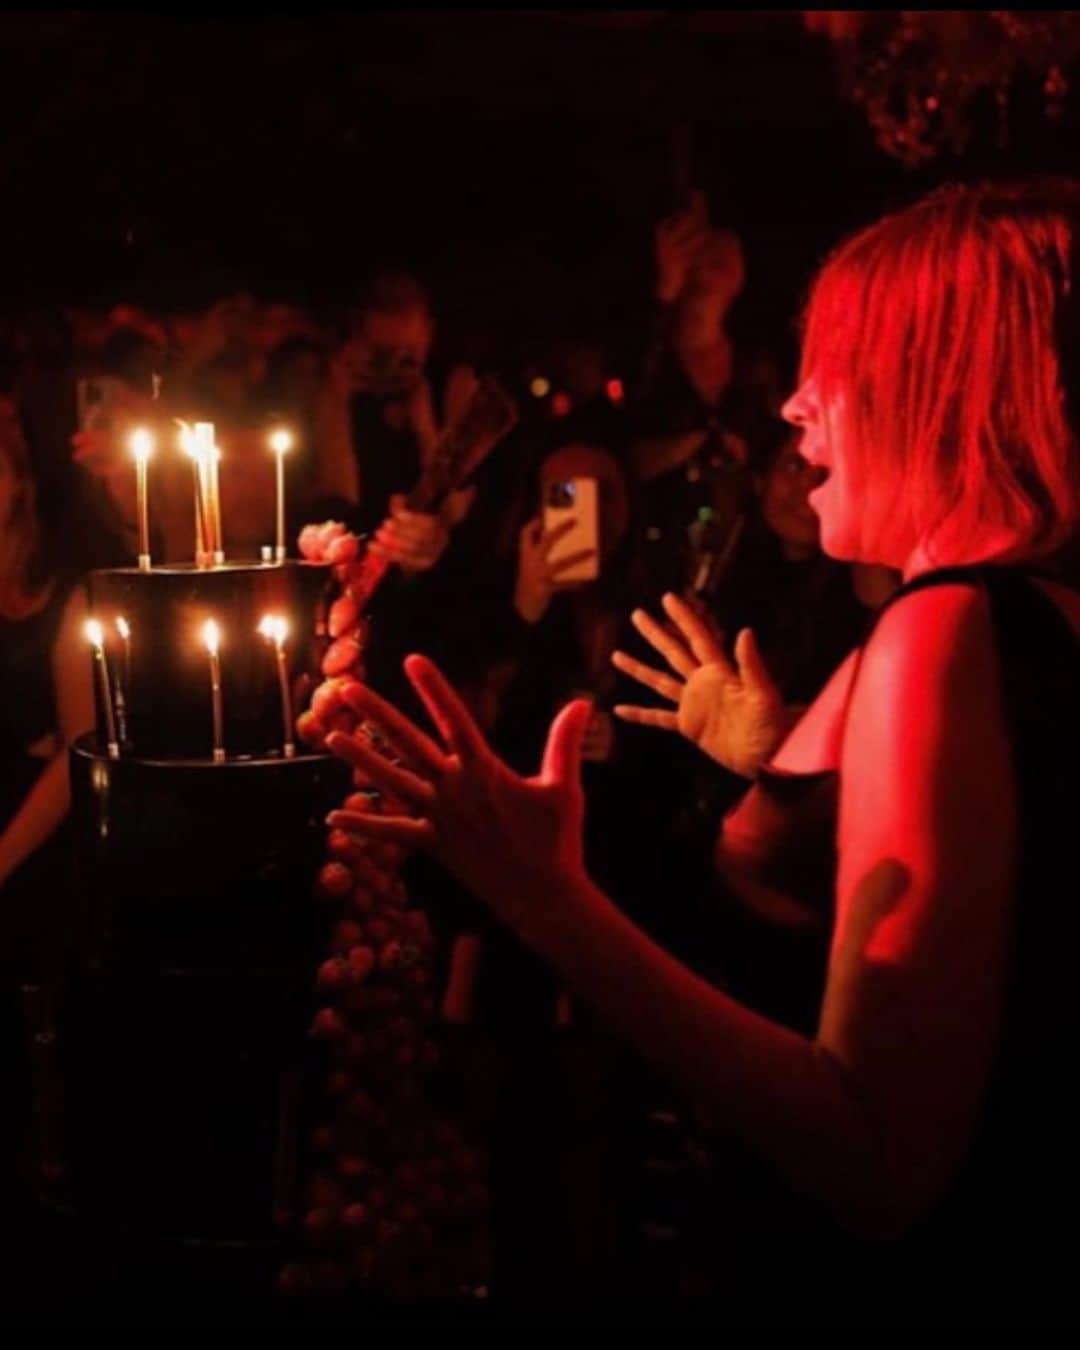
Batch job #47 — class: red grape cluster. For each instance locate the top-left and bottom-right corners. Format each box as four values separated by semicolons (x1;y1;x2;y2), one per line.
279;523;491;1299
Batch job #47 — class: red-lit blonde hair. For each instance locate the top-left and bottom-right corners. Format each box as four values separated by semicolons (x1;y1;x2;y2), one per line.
801;179;1080;563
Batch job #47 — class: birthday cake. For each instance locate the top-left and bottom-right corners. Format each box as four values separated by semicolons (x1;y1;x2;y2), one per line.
57;545;490;1299
53;383;515;1297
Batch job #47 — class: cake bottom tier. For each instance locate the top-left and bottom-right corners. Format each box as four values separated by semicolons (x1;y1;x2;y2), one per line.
51;738;351;1244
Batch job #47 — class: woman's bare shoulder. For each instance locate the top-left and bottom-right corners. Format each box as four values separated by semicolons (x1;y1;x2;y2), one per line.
768;647;862;776
769;576;1007;777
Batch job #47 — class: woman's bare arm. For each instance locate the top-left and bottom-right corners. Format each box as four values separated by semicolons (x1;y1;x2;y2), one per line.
0;586;94;888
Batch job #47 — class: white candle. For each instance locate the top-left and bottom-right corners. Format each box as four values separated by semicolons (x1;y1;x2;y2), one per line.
269;428;293;563
178;421;210;566
258;614;295;758
85;619;120;759
195;423;224;565
130;429;154;571
114;615;131;745
202;619;226;764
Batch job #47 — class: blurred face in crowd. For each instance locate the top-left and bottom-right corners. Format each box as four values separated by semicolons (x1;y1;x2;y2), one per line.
350;306;434;397
684;227;745;312
0;395;27;527
759;432;825;560
253;303;314;354
540;443;629;566
202;358;252;415
550;341;607;405
277;348;325;407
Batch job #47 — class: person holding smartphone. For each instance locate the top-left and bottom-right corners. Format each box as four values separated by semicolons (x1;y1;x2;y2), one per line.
311;269;480;573
419;440;637;1297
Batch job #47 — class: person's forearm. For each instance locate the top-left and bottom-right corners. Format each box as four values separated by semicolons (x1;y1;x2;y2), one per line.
0;753;70;890
634;297;677;406
517;869;884;1231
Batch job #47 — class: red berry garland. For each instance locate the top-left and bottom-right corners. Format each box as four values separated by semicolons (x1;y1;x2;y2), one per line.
281;522;491;1301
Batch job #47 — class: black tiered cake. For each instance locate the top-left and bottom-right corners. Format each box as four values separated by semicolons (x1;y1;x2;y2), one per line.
62;561;350;1248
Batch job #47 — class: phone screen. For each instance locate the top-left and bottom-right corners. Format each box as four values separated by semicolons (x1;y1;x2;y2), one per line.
543;477;599;584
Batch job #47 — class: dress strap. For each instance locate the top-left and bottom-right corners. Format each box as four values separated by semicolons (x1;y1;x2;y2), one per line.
833;563;1073;732
873;563;1063;618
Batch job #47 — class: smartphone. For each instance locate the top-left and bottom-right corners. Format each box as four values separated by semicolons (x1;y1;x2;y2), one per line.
76;376;125;435
543;477;599;584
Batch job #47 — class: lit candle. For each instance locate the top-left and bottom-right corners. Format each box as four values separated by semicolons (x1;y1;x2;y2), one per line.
85;619;120;760
258;614;295;758
130;429;154;571
114;615;131;745
178;421;210;567
201;619;226;764
195;423;224;565
269;428;293;563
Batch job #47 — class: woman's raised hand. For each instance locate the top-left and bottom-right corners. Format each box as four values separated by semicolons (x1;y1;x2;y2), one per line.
326;656;594;927
612;592;790;778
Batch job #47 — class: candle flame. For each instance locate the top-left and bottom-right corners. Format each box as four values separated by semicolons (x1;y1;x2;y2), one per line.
115;616;131;641
131;428;154;463
269;428;293;455
194;422;216;465
176;419;196;457
85;619;105;649
258;614;288;646
201;618;221;655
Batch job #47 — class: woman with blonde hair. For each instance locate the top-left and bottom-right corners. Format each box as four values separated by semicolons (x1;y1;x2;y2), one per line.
327;181;1080;1323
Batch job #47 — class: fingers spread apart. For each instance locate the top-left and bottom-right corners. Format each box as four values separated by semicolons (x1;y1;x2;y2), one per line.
404;654;487;762
327;732;435;810
611;649;683;703
630;608;698;680
340;681;446;775
612;705;679;731
327;809;436;849
660;592;728;668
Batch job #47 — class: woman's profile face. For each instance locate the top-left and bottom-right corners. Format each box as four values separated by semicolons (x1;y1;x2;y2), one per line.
781;376;866;562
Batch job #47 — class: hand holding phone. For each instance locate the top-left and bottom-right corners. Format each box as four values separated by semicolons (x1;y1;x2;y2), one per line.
542;477;599;585
514;491;599;625
655;190;710;304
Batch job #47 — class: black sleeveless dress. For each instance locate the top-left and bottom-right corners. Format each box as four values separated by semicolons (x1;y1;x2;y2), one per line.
703;565;1080;1326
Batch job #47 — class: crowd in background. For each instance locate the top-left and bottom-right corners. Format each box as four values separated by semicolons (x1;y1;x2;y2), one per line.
0;192;902;1297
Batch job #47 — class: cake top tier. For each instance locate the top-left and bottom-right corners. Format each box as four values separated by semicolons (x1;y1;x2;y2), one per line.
85;561;332;762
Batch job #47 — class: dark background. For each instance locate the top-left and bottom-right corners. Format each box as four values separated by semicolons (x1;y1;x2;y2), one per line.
4;11;1080;369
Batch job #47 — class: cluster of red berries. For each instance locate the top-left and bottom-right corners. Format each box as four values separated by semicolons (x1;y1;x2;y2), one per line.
278;523;491;1299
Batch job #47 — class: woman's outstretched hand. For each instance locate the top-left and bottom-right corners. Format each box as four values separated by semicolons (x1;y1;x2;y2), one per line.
612;592;791;778
326;656;594;930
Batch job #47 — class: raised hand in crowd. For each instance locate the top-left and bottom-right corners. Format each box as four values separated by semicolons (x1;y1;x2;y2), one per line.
654;188;711;304
371;492;457;575
513;516;598;625
611;591;797;778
